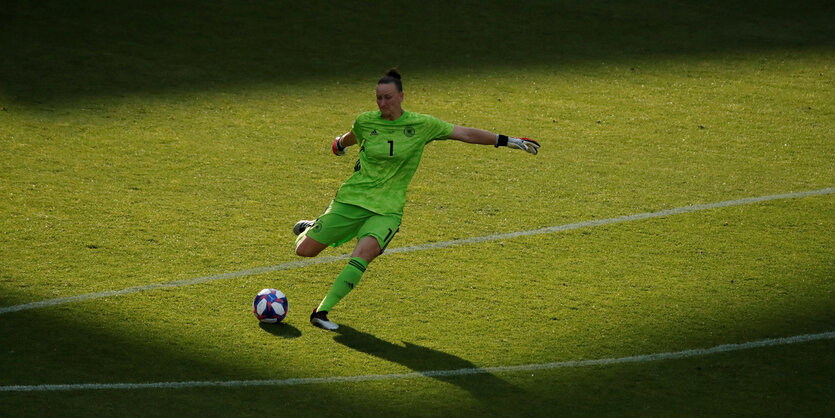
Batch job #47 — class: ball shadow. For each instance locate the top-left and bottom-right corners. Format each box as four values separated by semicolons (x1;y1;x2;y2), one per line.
258;321;302;339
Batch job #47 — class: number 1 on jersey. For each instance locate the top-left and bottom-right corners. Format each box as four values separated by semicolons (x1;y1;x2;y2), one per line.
388;140;394;156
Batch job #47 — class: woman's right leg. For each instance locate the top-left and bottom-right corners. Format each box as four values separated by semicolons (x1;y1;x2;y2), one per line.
295;235;328;257
293;200;354;258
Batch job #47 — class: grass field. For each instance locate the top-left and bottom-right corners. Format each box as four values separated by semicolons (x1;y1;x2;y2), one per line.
1;0;834;416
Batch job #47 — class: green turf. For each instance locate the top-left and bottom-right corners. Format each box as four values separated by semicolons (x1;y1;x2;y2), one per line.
1;0;834;416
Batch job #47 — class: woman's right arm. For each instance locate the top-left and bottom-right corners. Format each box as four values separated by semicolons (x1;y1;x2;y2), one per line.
332;131;357;155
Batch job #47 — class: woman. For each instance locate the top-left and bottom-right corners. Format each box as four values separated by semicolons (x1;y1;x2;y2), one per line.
294;69;539;330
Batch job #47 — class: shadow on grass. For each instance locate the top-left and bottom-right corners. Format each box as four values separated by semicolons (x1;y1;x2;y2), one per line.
2;0;833;105
333;325;522;402
0;282;832;415
259;321;302;339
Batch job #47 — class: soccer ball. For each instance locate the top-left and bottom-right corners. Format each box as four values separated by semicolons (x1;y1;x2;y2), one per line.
253;288;288;323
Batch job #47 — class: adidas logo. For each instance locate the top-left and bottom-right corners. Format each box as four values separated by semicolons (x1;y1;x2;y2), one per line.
370;129;378;136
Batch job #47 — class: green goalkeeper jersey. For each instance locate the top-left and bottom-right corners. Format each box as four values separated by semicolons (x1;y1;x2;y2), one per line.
334;110;454;216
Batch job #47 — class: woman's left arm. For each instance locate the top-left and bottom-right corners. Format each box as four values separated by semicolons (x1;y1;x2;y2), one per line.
449;125;540;155
449;126;498;145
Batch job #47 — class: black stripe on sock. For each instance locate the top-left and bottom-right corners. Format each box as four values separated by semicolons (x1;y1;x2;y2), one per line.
348;259;367;273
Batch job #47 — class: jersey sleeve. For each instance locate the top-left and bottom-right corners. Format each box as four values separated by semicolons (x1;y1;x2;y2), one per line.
423;114;454;143
351;116;363;143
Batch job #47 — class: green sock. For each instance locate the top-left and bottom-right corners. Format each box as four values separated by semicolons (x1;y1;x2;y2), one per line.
317;257;368;312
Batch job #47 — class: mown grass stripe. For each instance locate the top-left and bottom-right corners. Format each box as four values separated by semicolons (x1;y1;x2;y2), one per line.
0;187;832;315
1;331;832;392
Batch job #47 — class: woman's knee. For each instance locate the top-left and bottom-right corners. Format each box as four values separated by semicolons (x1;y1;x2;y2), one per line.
296;237;325;257
352;236;382;262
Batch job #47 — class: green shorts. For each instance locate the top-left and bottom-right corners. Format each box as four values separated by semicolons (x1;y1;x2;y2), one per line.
305;200;401;252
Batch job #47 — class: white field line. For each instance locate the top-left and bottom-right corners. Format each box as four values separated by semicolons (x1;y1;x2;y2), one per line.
1;187;832;316
1;331;832;392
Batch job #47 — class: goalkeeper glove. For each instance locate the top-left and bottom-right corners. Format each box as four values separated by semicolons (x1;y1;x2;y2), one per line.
332;136;346;156
495;135;540;155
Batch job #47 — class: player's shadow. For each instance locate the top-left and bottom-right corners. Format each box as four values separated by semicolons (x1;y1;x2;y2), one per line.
259;322;302;339
333;325;520;402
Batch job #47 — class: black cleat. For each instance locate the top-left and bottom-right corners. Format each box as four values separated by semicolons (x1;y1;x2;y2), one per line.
310;309;338;331
293;220;315;236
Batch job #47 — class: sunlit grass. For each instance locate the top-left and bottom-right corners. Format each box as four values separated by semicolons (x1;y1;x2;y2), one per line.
1;0;834;416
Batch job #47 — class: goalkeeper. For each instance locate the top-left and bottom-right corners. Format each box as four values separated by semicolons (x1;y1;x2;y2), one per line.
294;68;540;330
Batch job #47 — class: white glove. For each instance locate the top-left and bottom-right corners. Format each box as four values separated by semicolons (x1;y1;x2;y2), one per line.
332;136;346;156
497;135;540;155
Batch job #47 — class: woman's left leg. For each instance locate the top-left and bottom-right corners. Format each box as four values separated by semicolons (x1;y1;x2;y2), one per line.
311;214;400;330
315;236;380;314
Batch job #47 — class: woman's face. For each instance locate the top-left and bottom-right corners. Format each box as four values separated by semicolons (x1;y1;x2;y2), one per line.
376;82;404;119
